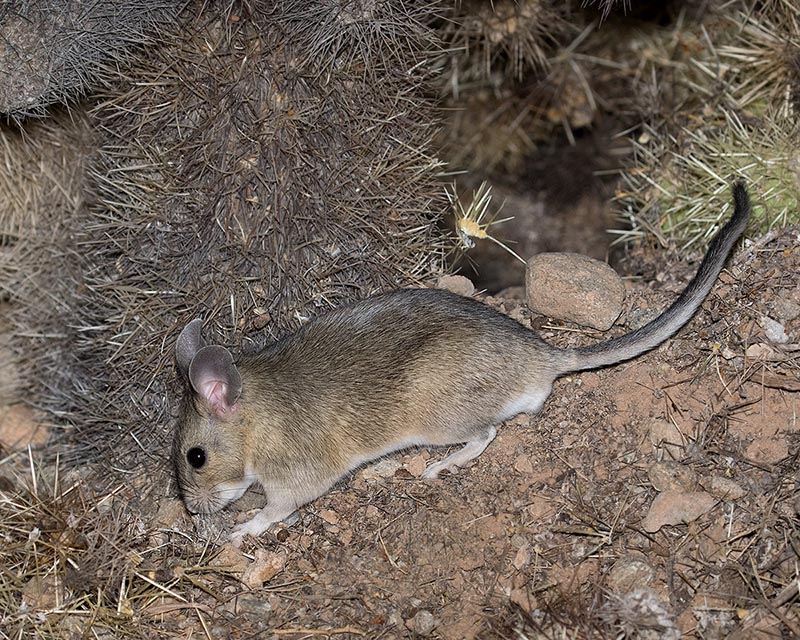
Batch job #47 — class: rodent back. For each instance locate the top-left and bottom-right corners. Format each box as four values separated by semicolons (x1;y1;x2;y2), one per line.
233;289;564;458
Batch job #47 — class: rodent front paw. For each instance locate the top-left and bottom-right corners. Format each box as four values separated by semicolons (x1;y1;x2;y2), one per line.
230;525;249;548
231;512;280;546
230;520;261;547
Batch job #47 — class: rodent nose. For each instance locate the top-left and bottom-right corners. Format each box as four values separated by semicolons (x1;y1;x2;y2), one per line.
183;496;206;515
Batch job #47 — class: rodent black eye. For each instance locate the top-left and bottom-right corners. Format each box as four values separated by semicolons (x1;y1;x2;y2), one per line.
187;447;206;469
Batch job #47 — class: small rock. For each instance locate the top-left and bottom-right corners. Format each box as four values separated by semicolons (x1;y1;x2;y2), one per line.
759;315;789;344
648;420;685;454
525;253;625;331
406;609;436;636
512;543;531;570
252;310;272;330
436;275;475;297
648;461;697;492
510;586;535;613
614;590;680;640
405;454;428;478
719;345;739;360
209;544;250;573
241;550;286;589
745;343;784;360
361;458;402;480
457;555;485;571
496;286;526;300
773;298;800;322
152;498;186;529
607;556;656;594
513;455;533;474
234;596;273;620
642;491;717;533
625;305;660;330
0;405;49;451
746;437;788;465
318;509;339;526
21;574;66;611
389;611;405;630
700;476;747;500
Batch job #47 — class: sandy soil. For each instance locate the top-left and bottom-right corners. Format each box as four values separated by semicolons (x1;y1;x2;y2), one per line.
1;226;798;639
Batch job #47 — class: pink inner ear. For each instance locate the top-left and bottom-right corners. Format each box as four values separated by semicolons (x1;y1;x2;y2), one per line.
200;379;232;416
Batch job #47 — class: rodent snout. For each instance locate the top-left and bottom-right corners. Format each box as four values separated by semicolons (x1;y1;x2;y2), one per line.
180;475;252;515
181;487;221;515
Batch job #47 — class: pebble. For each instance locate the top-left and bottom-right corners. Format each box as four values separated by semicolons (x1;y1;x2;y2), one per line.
0;405;49;451
361;458;402;480
647;420;685;453
647;461;697;492
232;596;272;621
512;543;531;570
759;315;789;344
642;491;717;533
525;253;624;330
513;455;533;474
436;275;475;297
241;550;286;589
607;555;656;594
613;590;680;640
746;437;788;464
318;509;339;525
406;609;436;636
773;298;800;321
458;555;485;571
700;476;747;500
745;343;784;360
209;545;250;573
152;498;186;529
405;454;428;477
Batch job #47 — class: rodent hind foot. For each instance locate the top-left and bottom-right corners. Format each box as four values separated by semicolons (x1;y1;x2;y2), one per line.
421;425;498;480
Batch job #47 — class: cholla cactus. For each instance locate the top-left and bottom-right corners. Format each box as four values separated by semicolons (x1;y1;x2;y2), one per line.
0;1;182;118
6;0;451;468
613;0;800;250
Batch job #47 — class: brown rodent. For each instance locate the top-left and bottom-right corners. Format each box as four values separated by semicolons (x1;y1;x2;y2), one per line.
174;182;751;547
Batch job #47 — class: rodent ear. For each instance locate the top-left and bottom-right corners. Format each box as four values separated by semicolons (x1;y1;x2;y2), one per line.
176;319;205;377
188;345;242;416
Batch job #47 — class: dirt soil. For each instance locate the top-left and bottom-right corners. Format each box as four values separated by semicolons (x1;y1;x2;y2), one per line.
1;226;799;639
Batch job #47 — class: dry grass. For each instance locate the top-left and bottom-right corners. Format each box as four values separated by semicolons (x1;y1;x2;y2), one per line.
0;447;245;639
